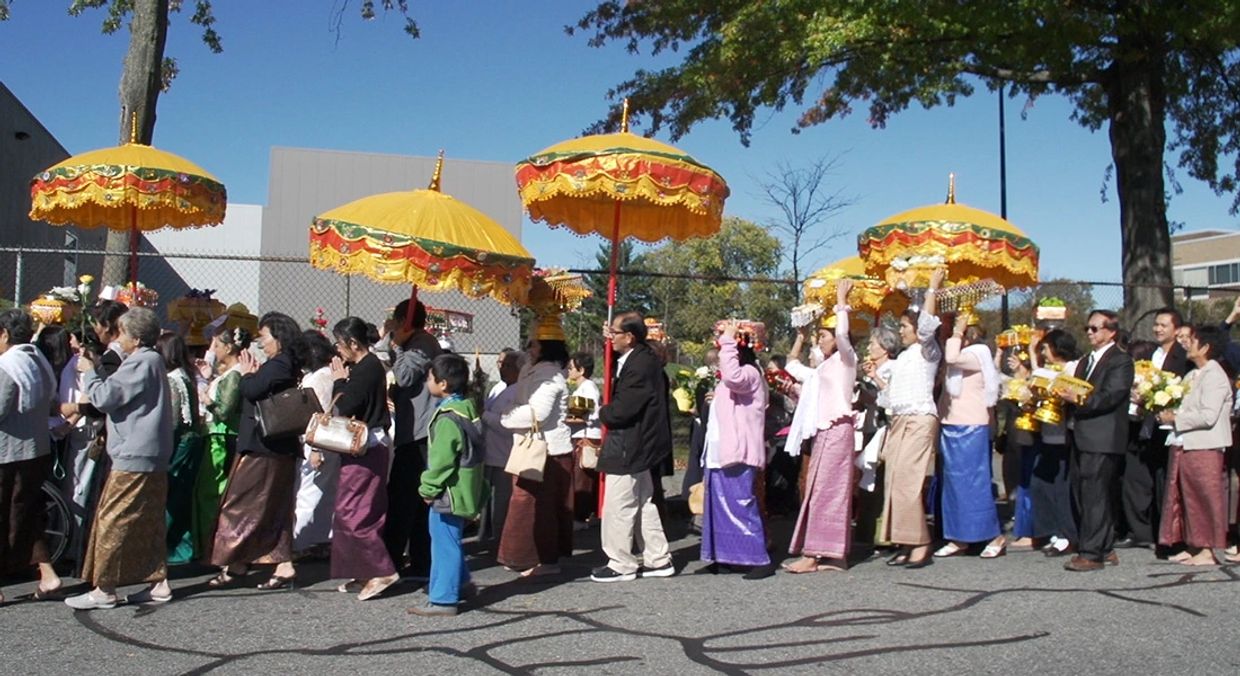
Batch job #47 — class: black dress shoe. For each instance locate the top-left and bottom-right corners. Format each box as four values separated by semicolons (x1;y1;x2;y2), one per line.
1114;537;1151;549
905;556;934;569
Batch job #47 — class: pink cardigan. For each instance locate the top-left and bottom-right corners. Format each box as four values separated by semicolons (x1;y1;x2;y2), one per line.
711;334;769;468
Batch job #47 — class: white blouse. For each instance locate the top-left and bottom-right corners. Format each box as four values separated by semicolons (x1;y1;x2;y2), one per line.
886;312;941;417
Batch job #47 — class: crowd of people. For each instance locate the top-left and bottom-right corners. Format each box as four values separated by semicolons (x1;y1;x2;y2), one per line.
1;277;1239;616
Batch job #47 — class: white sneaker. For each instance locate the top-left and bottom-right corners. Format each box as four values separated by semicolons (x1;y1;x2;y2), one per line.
65;591;117;610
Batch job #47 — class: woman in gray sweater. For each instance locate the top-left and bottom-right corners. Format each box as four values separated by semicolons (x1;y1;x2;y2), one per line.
65;307;174;610
0;309;61;604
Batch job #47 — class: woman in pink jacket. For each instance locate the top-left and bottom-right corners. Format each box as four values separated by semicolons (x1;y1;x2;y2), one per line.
699;320;770;574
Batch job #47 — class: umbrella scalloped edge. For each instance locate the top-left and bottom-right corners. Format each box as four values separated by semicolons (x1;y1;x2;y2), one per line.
29;164;227;230
309;226;533;306
857;220;1039;287
515;152;728;243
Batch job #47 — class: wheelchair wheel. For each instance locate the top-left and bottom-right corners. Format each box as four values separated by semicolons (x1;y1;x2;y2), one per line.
41;481;72;564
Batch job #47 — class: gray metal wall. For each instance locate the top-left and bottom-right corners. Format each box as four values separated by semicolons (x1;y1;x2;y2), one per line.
0;82;106;303
258;147;523;350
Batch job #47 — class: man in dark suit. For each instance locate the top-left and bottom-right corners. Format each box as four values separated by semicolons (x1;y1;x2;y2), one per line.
1065;309;1135;572
1118;307;1190;549
592;311;675;583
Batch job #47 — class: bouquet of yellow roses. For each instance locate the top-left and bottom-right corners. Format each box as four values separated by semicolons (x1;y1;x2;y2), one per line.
1133;360;1188;413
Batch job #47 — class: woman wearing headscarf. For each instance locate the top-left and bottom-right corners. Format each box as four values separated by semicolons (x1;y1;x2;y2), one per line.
65;307;174;609
315;318;399;600
209;312;306;590
0;310;61;604
1157;324;1232;565
699;319;770;575
783;281;856;573
157;332;205;566
497;314;574;577
191;324;249;558
933;312;1006;559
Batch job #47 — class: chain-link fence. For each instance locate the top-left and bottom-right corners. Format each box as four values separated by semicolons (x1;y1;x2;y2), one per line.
4;245;1237;363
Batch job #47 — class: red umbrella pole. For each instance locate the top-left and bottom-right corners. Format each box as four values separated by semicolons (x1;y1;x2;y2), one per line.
599;200;622;515
403;284;420;331
128;206;140;286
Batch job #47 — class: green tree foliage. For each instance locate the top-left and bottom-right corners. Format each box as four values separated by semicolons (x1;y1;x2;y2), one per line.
569;2;1240;336
643;216;796;363
561;240;654;355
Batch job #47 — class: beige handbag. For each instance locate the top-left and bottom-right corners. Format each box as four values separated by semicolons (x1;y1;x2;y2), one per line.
578;438;599;470
304;393;368;457
504;409;547;481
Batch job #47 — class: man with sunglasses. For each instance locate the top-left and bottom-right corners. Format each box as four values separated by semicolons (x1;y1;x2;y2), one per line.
1063;310;1134;571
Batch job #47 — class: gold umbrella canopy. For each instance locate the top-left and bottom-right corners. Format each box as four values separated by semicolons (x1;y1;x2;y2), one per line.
802;255;897;314
29;120;227;285
514;102;730;243
309;152;535;306
857;177;1039;289
30;122;226;232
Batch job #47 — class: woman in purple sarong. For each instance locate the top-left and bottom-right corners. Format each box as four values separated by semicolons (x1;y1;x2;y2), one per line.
314;317;399;601
782;280;858;574
699;319;770;575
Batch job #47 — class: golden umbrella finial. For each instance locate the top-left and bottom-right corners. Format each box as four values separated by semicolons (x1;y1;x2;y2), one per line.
428;149;445;192
946;172;956;204
621;98;630;133
128;111;139;144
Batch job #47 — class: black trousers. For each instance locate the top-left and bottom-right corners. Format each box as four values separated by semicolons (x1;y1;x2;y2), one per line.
383;439;431;576
1072;450;1123;562
1120;440;1168;544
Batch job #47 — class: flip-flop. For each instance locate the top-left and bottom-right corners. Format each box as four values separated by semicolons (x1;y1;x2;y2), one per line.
980;542;1007;559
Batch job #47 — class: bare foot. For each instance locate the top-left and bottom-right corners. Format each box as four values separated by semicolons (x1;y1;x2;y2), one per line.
781;556;820;574
1168;551;1191;562
1181;551;1219;566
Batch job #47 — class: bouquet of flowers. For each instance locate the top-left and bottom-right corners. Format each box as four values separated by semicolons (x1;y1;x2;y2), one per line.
309;307;329;334
1133;360;1188;412
669;365;719;415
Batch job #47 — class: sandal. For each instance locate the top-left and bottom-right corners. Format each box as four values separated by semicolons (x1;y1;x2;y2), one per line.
338;579;364;593
256;574;296;591
782;557;822;574
934;543;968;558
885;552;910;567
32;582;63;601
207;570;241;588
980;542;1007;559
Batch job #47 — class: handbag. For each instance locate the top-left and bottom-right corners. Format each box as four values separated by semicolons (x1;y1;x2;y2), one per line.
256;387;323;440
504;409;548;481
577;438;599;470
304;393;369;457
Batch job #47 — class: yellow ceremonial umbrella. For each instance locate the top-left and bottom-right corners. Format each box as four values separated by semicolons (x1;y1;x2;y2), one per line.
801;255;904;332
857;175;1039;290
29;116;227;286
516;100;730;397
310;152;535;319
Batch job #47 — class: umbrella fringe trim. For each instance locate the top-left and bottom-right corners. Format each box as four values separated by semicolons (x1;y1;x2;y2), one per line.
308;241;531;306
30;165;226;229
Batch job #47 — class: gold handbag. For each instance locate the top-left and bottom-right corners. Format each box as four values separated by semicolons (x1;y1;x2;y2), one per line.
304;393;368;457
504;408;547;481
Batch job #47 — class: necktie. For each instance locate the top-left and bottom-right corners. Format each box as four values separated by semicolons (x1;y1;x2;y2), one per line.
1085;353;1095;377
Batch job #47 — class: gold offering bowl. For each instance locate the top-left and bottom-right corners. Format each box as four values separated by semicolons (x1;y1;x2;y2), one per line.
1028;374;1063;426
30;295;77;326
1051;375;1094;406
567;395;595;418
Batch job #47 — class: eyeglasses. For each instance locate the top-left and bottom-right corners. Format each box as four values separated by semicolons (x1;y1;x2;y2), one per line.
1086;325;1107;333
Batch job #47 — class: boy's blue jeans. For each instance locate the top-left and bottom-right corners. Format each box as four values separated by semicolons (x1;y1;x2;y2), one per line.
428;510;471;605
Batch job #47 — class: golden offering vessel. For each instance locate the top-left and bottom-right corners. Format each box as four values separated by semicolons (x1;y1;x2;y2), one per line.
1051;374;1094;405
29;294;77;326
567;395;596;418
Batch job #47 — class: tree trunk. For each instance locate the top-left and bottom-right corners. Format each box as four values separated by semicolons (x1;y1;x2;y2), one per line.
1106;45;1172;340
100;0;170;287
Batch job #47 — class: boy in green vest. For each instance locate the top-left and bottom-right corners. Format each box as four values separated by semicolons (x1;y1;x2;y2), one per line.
408;353;485;617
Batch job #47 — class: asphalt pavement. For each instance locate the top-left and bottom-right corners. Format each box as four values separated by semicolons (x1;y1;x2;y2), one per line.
2;484;1239;675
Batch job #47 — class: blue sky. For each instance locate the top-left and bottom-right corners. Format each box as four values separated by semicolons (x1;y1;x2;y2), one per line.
2;2;1236;282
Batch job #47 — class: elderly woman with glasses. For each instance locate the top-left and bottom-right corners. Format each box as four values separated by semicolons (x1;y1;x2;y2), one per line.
65;307;175;610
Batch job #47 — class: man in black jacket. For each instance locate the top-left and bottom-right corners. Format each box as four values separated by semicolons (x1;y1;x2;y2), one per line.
592;311;675;582
1118;307;1190;550
1065;309;1135;572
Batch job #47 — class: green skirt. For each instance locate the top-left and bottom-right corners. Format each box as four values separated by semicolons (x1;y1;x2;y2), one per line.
166;429;204;565
191;433;236;561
